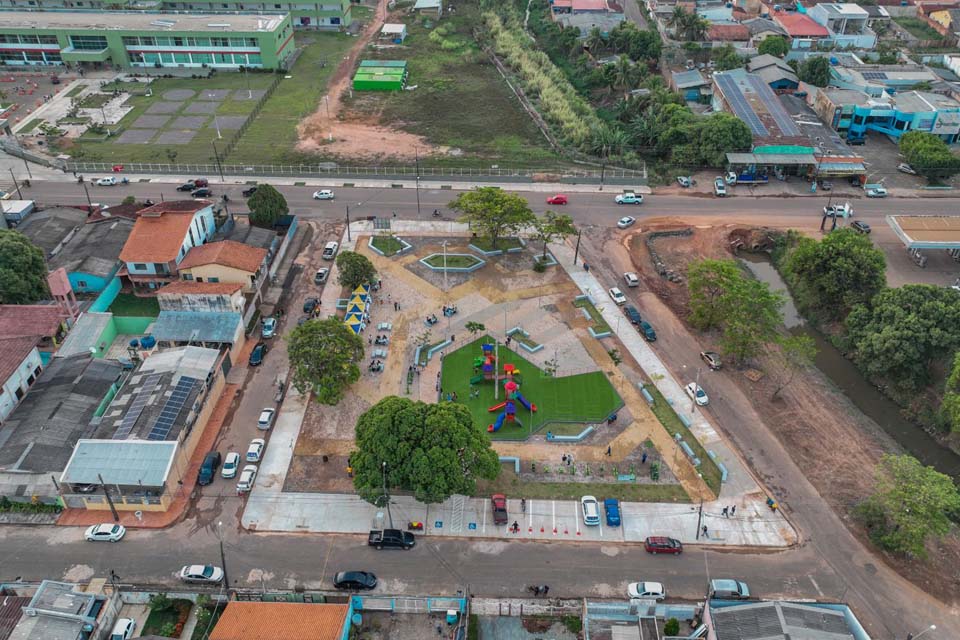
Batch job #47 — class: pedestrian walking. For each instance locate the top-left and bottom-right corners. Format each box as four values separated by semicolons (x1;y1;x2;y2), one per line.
721;506;729;518
606;446;612;457
451;334;455;343
730;505;736;516
566;455;573;466
561;454;567;464
437;372;441;379
641;451;648;464
702;525;708;538
542;585;549;596
388;294;392;302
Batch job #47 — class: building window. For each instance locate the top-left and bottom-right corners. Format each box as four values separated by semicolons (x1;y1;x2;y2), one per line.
189;227;196;245
133;263;147;271
200;216;207;233
68;35;108;50
183;273;194;280
26;374;34;386
76;280;87;288
33;365;41;376
14;387;24;400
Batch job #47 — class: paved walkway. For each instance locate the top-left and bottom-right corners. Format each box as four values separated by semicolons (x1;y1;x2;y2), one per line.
241;221;796;547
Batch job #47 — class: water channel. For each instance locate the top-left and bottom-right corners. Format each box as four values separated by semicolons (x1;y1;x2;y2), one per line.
739;252;960;479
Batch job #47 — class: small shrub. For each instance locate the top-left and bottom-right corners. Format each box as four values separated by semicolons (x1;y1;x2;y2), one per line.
664;618;680;636
159;622;176;637
149;593;173;612
562;615;583;634
533;259;547;273
650;462;660;481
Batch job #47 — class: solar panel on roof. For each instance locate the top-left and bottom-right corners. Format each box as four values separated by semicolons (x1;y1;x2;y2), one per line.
747;75;801;136
861;71;888;81
113;373;162;439
146;376;199;441
716;74;768;136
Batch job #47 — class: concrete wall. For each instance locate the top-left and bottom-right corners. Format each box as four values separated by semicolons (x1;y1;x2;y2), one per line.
89;276;121;313
181;264;257;292
69;270;114;294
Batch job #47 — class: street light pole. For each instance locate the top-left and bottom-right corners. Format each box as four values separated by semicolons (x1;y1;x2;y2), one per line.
217;521;230;592
381;462;394;529
211;140;225;182
9;168;21;200
82;182;92;211
573;228;582;265
415;146;422;218
346;204;352;242
907;625;937;640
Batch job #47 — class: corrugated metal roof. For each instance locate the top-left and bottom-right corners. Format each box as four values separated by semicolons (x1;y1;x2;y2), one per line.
672;69;708;89
60;439;177;487
149;311;242;344
57;312;114;358
727;153;817;165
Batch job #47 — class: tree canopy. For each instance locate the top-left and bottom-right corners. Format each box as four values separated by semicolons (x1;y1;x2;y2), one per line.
449;187;536;249
940;351;960;432
899;130;960;180
856;454;960;558
0;230;48;304
781;228;886;321
798;56;830;87
532;211;576;257
846;284;960;392
287;317;365;405
335;251;377;291
757;35;788;57
247;184;289;228
351;396;500;504
687;259;784;362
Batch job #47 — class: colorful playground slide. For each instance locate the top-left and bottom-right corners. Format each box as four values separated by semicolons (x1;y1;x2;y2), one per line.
490;412;507;432
514;392;537;413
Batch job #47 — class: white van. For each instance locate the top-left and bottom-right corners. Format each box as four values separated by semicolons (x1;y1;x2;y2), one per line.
322;241;339;260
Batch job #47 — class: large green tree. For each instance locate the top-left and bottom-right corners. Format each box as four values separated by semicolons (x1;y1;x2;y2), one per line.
287;317;365;405
449;187;536;249
532;211;576;258
687;259;784;362
856;454;960;558
351;396;500;504
0;230;48;304
697;113;752;167
757;35;788;57
899;130;960;180
847;284;960;392
771;334;818;399
940;350;960;432
798;56;831;87
782;229;886;321
247;184;289;228
335;251;377;291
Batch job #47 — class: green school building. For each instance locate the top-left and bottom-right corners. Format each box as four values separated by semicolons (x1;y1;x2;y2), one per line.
0;11;295;69
0;0;351;29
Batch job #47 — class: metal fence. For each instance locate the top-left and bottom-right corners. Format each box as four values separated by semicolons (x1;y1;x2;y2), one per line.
62;161;647;183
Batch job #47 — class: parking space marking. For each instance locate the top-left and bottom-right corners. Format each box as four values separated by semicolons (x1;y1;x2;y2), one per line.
527;500;533;532
575;501;581;536
481;498;486;535
808;576;824;597
552;500;557;535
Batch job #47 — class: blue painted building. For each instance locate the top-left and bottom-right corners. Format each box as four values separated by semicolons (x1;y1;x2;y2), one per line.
816;87;960;142
49;217;134;293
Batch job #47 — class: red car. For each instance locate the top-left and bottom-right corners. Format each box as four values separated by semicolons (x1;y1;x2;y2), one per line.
546;194;568;205
644;536;683;554
193;178;209;188
491;494;508;525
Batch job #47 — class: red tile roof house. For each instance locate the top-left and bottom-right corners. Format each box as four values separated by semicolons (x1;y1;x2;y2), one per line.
117;200;217;295
707;23;751;43
0;305;69;357
772;10;830;48
0;336;43;423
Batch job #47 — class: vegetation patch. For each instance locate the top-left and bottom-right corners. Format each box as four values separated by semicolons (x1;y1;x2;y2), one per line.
469;236;523;252
370;235;404;255
0;496;62;513
108;293;160;317
573;296;611;334
19;119;42;133
64;84;87;98
480;466;689;502
422;253;484;269
143;595;192;638
644;384;721;494
895;17;944;41
78;93;113;109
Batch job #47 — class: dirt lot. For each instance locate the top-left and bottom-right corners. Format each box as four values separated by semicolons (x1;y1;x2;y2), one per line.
588;220;960;604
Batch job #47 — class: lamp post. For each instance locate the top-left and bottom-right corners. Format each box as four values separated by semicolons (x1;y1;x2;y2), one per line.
381;462;393;529
217;521;230;592
211;139;225;182
415;146;422;217
907;625;937;640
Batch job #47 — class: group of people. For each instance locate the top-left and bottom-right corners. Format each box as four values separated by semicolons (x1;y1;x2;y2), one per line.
425;314;440;326
442;304;458;317
368;360;383;372
527;585;551;597
372;335;390;346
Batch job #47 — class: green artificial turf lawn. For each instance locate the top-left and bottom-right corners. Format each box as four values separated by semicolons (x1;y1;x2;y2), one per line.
440;336;621;439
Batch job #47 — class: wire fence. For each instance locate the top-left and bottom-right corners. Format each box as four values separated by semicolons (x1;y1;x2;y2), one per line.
61;161;648;183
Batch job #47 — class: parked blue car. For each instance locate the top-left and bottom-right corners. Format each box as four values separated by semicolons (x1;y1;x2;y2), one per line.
604;498;621;527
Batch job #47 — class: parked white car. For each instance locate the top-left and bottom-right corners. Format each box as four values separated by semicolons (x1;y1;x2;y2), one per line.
109;617;136;640
623;272;640;287
866;186;888;198
257;408;276;430
237;465;258;493
85;523;126;542
627;581;666;600
96;177;118;186
221;452;240;479
312;189;335;200
608;287;627;306
246;438;265;463
179;564;224;584
685;382;709;406
581;496;601;526
713;177;727;197
614;193;643;205
617;216;636;229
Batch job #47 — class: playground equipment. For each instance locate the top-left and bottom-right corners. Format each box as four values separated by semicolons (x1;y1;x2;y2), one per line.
476;345;537;432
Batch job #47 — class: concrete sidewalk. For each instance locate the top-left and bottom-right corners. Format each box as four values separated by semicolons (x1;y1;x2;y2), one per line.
240;221;795;547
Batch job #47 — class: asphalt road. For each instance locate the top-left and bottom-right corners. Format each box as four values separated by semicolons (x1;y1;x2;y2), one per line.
4;180;957;638
25;180;960;227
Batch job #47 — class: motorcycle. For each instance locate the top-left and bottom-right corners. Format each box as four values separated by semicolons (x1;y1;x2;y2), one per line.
407;521;424;531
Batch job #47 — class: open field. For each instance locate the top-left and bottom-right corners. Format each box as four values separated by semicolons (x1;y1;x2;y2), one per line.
894;17;944;41
440;336;622;439
334;1;564;167
108;293;159;317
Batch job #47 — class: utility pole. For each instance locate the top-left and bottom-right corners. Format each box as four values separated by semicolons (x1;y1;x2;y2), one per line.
98;473;120;522
21;153;32;181
211;140;225;182
381;462;393;529
217;521;230;592
346;204;352;242
415;146;422;217
691;366;701;412
695;499;703;540
599;145;607;191
573;228;582;265
9;169;21;200
82;182;92;211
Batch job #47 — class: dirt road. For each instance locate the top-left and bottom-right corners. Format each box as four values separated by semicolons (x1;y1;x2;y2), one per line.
576;221;960;639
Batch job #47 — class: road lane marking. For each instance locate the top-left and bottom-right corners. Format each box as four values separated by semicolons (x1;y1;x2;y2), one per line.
552;500;556;535
808;576;824;597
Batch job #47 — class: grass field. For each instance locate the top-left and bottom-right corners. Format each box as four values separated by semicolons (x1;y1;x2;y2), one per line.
65;84;86;98
108;293;160;317
470;236;523;252
479;467;689;502
423;254;482;268
371;235;404;254
645;384;722;495
895;17;944;41
57;73;279;163
338;2;564;168
440;336;621;439
226;32;353;164
573;297;611;333
20;118;41;133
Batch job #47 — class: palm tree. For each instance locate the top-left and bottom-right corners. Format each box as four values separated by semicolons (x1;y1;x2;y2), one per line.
667;6;687;37
683;14;710;42
585;27;607;55
612;55;636;96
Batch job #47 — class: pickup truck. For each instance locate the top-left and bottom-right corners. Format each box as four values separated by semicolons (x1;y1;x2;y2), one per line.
368;529;416;550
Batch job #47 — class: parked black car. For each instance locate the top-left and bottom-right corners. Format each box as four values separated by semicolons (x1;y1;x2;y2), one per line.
851;221;871;234
176;182;196;192
249;342;267;366
333;571;377;591
192;188;213;198
639;321;657;342
623;305;641;325
197;451;222;486
303;298;320;313
242;186;258;198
